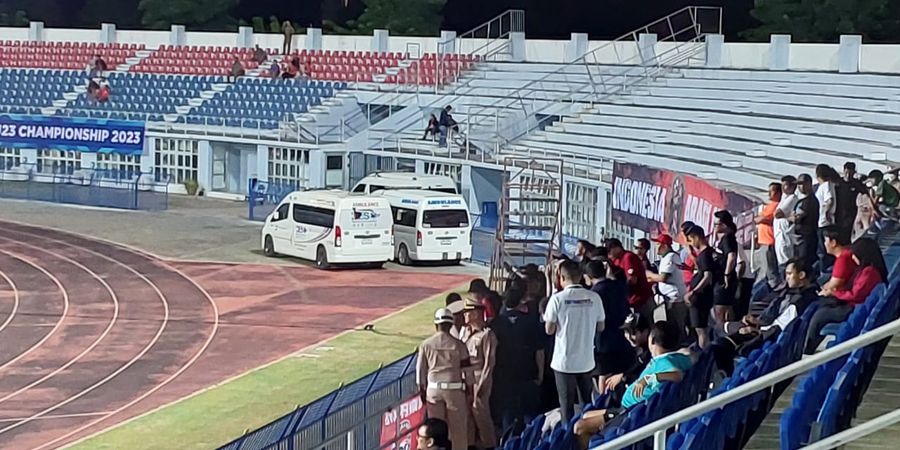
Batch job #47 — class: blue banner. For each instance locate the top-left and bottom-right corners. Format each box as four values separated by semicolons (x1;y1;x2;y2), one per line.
0;114;145;155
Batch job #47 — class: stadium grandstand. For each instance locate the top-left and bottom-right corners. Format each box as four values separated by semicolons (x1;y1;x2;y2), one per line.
0;3;900;450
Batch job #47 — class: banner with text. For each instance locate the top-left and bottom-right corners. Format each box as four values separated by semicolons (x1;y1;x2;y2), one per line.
612;161;758;244
379;395;426;450
0;114;145;155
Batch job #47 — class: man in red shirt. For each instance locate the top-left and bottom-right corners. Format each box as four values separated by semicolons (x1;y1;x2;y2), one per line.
607;238;653;321
819;226;858;296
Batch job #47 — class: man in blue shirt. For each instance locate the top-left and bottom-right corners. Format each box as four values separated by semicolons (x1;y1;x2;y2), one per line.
573;321;692;446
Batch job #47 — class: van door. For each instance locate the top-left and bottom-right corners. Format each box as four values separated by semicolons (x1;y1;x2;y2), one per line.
420;208;470;257
292;204;336;259
391;206;418;258
268;203;293;253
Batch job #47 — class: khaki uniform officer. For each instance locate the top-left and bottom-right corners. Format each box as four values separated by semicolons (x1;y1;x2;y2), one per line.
417;308;470;450
460;297;498;449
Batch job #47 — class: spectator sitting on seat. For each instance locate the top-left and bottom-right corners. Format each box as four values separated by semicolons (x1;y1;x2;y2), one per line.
712;258;819;376
804;237;887;354
866;169;899;219
422;114;440;140
818;226;858;295
229;56;245;82
87;78;101;101
96;79;110;103
573;321;692;449
253;44;268;65
88;54;107;78
418;418;452;450
269;60;281;79
439;106;459;147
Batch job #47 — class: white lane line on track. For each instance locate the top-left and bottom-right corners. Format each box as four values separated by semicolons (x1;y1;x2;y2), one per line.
45;251;219;450
0;250;69;373
0;227;175;449
0;270;20;335
0;238;120;407
0;411;115;423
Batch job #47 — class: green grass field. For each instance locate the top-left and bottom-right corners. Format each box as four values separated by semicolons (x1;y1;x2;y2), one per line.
68;288;459;450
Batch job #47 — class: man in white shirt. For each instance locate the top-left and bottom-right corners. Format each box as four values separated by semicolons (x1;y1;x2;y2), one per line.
646;234;688;341
544;259;606;423
774;175;800;277
815;164;838;270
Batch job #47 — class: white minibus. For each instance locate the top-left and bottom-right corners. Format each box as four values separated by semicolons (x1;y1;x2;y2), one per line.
374;189;472;265
261;190;394;269
352;173;457;194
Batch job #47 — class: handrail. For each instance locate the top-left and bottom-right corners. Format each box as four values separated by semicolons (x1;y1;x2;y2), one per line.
801;408;900;449
592;316;900;450
436;9;525;89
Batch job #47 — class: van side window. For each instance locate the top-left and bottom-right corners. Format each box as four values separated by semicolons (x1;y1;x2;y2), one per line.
369;185;386;192
293;204;336;228
391;206;418;227
273;203;290;222
353;184;367;193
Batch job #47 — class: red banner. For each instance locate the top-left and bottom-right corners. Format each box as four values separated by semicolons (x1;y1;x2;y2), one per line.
611;161;758;244
379;395;426;450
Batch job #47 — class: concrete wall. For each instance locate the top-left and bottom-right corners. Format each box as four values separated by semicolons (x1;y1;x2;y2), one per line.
5;23;900;74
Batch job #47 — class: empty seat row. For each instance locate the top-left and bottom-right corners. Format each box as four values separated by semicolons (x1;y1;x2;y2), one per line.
179;116;280;129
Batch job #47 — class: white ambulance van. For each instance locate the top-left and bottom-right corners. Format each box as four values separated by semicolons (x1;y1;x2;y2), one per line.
261;190;394;269
352;173;457;194
374;189;472;265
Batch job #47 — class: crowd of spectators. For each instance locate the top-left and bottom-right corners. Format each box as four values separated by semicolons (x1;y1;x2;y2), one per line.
416;161;894;450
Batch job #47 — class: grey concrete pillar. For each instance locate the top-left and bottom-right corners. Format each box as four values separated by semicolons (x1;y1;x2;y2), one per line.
28;22;44;42
509;31;526;62
306;28;322;51
100;23;116;44
638;33;658;66
372;29;389;53
705;33;724;68
769;34;791;70
838;35;862;73
169;25;186;46
237;26;253;48
439;30;457;54
568;33;588;62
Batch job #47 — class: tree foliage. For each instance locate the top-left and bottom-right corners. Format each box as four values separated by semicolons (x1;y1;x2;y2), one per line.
744;0;900;42
138;0;239;31
330;0;446;36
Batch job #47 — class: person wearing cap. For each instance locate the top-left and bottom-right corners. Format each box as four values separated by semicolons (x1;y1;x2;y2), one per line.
543;259;606;424
417;308;471;450
445;293;465;338
646;234;688;342
607;238;653;322
459;297;498;448
712;210;739;325
683;225;718;349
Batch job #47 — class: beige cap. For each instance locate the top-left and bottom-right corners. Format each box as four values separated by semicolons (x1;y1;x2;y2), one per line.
446;300;464;314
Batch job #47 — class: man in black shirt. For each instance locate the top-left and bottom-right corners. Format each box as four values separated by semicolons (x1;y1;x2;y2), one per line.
837;162;867;241
684;225;718;349
490;287;545;434
584;260;634;389
792;174;820;277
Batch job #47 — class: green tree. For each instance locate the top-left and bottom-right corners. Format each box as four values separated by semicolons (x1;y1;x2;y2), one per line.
268;16;282;33
251;16;267;33
80;0;141;28
138;0;239;31
351;0;446;36
743;0;900;42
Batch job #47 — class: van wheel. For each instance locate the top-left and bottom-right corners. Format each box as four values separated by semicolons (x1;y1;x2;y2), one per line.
263;235;276;257
397;244;411;266
316;246;330;269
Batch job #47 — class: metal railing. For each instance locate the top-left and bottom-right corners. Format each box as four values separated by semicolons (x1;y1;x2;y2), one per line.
592;316;900;450
456;5;721;156
435;9;526;89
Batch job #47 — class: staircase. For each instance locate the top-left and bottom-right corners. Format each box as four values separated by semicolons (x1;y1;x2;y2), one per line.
489;157;563;290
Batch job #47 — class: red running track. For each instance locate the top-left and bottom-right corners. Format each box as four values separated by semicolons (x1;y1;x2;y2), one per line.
0;220;470;449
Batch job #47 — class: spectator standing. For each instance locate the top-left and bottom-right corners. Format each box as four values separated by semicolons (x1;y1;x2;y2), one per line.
460;298;498;449
804;238;887;354
679;221;698;286
417;308;470;450
635;238;657;273
646;234;688;342
713;210;739;326
469;278;501;323
607;238;654;321
282;21;295;55
683;225;717;349
815;164;839;270
543;260;606;424
791;174;820;276
491;288;544;434
756;182;782;287
774;176;800;275
584;260;632;390
837;162;866;240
